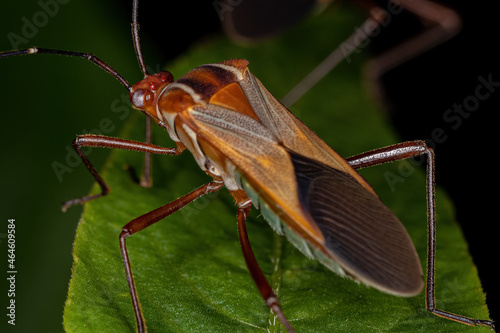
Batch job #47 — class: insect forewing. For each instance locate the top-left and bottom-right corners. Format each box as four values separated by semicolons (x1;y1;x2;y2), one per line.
162;59;423;296
290;150;424;295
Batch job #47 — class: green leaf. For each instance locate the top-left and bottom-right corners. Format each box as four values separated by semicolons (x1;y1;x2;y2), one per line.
64;4;492;332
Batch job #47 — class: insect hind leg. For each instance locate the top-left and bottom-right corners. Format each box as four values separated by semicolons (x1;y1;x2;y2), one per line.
345;140;494;330
231;190;296;333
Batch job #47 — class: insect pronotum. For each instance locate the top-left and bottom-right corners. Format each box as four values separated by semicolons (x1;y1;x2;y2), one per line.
0;0;494;332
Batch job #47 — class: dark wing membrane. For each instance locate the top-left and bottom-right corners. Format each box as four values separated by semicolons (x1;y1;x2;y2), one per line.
290;150;424;296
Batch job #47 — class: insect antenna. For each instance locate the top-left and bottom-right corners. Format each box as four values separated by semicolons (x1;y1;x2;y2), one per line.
131;0;148;77
0;48;131;90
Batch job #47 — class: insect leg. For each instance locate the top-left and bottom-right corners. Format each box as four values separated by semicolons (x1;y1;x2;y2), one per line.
345;140;429;169
281;9;386;107
130;0;154;189
366;0;461;80
62;134;185;211
120;179;224;333
346;140;494;329
140;117;153;188
231;190;296;333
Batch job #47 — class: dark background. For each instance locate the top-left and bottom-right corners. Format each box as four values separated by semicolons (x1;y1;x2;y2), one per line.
0;0;497;331
366;0;499;325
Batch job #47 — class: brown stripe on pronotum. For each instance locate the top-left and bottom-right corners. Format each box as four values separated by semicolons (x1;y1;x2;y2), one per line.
0;0;494;332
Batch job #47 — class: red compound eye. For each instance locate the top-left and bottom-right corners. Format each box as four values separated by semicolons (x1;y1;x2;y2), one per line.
158;71;174;83
149;83;157;91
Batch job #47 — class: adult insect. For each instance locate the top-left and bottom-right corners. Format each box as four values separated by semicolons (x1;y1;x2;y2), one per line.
0;0;492;332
